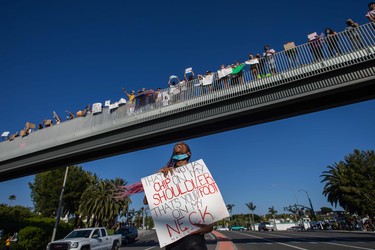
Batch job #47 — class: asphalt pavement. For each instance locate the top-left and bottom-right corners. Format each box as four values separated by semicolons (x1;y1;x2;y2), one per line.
120;229;375;250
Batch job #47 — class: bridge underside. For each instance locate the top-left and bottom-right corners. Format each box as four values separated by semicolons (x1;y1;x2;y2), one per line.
1;60;375;181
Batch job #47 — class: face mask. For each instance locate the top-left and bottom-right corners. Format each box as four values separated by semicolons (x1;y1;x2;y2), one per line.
172;154;189;161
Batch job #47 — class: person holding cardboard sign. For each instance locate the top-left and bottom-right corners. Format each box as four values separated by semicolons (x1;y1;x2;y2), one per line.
143;142;213;250
284;42;300;69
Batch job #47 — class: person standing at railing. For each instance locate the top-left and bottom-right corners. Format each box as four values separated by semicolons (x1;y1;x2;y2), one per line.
217;64;233;88
184;67;195;99
122;88;136;103
308;33;324;62
155;88;162;109
122;88;136;114
65;111;75;120
134;89;144;112
202;71;214;94
178;79;187;101
324;28;342;57
246;55;259;80
168;75;181;104
231;62;246;85
366;2;375;23
256;54;267;77
263;45;277;75
345;19;364;50
284;42;300;69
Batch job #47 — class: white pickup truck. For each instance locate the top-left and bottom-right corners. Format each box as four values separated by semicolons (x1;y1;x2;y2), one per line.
46;227;122;250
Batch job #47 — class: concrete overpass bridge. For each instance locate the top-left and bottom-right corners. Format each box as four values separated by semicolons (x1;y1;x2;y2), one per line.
1;23;375;181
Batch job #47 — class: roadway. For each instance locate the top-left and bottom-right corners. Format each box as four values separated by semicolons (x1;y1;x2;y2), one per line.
120;229;375;250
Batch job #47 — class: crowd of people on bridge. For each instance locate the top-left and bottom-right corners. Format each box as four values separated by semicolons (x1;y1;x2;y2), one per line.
2;3;374;142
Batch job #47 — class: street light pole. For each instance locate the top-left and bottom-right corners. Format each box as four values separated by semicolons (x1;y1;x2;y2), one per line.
299;190;316;221
142;206;147;230
51;166;69;242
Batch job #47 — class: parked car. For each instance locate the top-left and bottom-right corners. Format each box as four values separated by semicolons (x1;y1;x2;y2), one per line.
258;222;274;231
128;226;138;238
115;227;137;245
230;226;246;231
287;225;304;231
216;226;229;231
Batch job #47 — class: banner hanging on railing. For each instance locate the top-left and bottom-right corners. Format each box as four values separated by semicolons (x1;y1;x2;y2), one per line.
202;74;214;85
217;67;233;79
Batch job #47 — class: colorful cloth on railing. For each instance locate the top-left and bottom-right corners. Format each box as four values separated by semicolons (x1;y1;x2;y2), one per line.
232;63;245;75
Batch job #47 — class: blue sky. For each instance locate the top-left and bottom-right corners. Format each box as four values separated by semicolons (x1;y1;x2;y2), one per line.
0;0;374;216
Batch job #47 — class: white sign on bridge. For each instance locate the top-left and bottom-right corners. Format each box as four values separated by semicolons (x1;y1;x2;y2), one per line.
141;159;229;248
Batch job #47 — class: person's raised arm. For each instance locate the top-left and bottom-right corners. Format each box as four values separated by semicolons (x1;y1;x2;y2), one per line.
121;87;130;97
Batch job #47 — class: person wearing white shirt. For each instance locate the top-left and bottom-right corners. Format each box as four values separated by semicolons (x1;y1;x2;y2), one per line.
263;45;277;75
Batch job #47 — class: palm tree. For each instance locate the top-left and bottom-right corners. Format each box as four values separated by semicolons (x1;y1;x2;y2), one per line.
127;208;135;226
245;202;256;230
321;162;347;209
79;178;131;227
136;207;143;228
226;204;235;222
268;206;277;230
8;195;16;206
321;149;375;218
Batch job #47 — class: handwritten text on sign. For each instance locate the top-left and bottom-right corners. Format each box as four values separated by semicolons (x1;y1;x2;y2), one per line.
141;159;228;248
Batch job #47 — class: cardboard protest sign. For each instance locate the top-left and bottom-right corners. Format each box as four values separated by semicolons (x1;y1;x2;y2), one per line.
92;103;103;114
109;102;119;110
185;67;192;74
141;159;229;248
283;42;296;50
118;98;126;105
308;32;318;41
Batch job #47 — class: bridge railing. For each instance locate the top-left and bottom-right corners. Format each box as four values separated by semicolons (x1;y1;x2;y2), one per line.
1;23;375;149
129;22;375;113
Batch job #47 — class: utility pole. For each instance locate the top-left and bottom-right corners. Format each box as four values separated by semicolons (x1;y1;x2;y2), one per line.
51;166;69;242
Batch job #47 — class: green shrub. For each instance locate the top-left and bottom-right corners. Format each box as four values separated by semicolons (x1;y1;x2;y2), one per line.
18;226;48;250
0;204;34;234
25;217;72;240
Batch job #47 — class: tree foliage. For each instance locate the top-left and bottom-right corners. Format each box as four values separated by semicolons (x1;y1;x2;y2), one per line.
0;204;34;234
18;226;47;250
79;178;131;227
268;206;277;218
321;149;375;218
0;205;72;248
245;202;256;228
320;207;333;214
8;195;16;206
29;165;93;218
